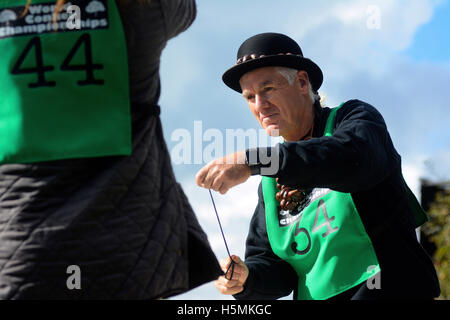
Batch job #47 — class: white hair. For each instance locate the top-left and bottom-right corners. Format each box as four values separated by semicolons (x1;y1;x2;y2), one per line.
276;67;320;104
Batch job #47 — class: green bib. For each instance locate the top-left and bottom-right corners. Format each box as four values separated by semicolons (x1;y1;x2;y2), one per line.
262;104;380;300
262;104;429;300
0;0;131;164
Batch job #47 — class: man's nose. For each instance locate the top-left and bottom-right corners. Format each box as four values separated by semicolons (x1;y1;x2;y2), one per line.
255;94;268;112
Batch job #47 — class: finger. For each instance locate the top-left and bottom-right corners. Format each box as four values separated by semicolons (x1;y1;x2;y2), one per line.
226;270;240;281
223;264;241;281
219;256;232;271
230;255;246;268
203;166;220;189
216;275;241;288
196;166;208;187
214;280;244;295
218;184;229;195
211;174;224;192
220;263;239;282
228;264;245;279
231;255;243;264
214;281;229;295
220;256;245;275
230;256;248;276
215;285;244;295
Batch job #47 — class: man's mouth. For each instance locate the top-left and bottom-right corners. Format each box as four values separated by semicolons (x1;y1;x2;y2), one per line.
261;113;278;122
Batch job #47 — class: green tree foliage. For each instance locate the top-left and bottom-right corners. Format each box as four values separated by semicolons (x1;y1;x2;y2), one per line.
422;190;450;300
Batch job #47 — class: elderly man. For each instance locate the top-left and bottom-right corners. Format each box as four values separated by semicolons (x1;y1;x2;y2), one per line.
196;33;440;300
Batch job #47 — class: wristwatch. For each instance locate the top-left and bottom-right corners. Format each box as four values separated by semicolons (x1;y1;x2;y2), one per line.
245;148;262;176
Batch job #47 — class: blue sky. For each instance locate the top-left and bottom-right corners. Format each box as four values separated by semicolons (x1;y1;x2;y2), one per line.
158;0;450;300
404;0;450;62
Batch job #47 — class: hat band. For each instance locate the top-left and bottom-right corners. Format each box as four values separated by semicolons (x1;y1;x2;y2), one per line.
236;52;303;65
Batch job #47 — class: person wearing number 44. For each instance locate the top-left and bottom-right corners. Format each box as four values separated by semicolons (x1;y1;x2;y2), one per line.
196;32;440;300
0;0;222;299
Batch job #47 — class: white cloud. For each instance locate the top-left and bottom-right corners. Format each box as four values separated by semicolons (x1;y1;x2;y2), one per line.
403;158;427;199
288;0;436;82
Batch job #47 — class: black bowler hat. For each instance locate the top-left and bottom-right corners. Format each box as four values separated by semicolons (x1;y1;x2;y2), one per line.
222;32;323;93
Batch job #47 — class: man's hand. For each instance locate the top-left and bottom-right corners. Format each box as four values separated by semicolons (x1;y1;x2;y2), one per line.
214;255;249;295
196;151;250;194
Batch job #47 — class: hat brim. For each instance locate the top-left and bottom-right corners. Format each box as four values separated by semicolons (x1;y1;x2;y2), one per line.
222;54;323;93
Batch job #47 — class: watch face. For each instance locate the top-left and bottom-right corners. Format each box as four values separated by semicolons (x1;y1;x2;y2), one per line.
250;165;261;176
246;148;260;166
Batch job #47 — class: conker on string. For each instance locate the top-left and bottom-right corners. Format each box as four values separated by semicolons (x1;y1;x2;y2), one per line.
275;178;307;211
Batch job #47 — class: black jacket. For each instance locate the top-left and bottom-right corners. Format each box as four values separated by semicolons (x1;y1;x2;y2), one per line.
0;0;221;299
234;99;440;300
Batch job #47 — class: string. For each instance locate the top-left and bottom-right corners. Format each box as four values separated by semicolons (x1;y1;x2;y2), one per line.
208;189;236;280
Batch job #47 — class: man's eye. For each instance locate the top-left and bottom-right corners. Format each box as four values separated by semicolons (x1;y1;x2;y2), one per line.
247;95;255;100
262;86;273;92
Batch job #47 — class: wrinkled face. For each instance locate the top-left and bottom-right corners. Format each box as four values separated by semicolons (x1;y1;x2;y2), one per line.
239;67;314;141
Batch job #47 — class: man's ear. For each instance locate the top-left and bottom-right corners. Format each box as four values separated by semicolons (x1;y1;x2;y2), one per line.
295;70;310;93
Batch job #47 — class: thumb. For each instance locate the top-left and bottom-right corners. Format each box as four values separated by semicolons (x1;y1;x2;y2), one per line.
231;255;244;265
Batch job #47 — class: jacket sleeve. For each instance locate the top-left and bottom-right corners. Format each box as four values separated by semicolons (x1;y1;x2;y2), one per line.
274;100;401;193
233;183;297;300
